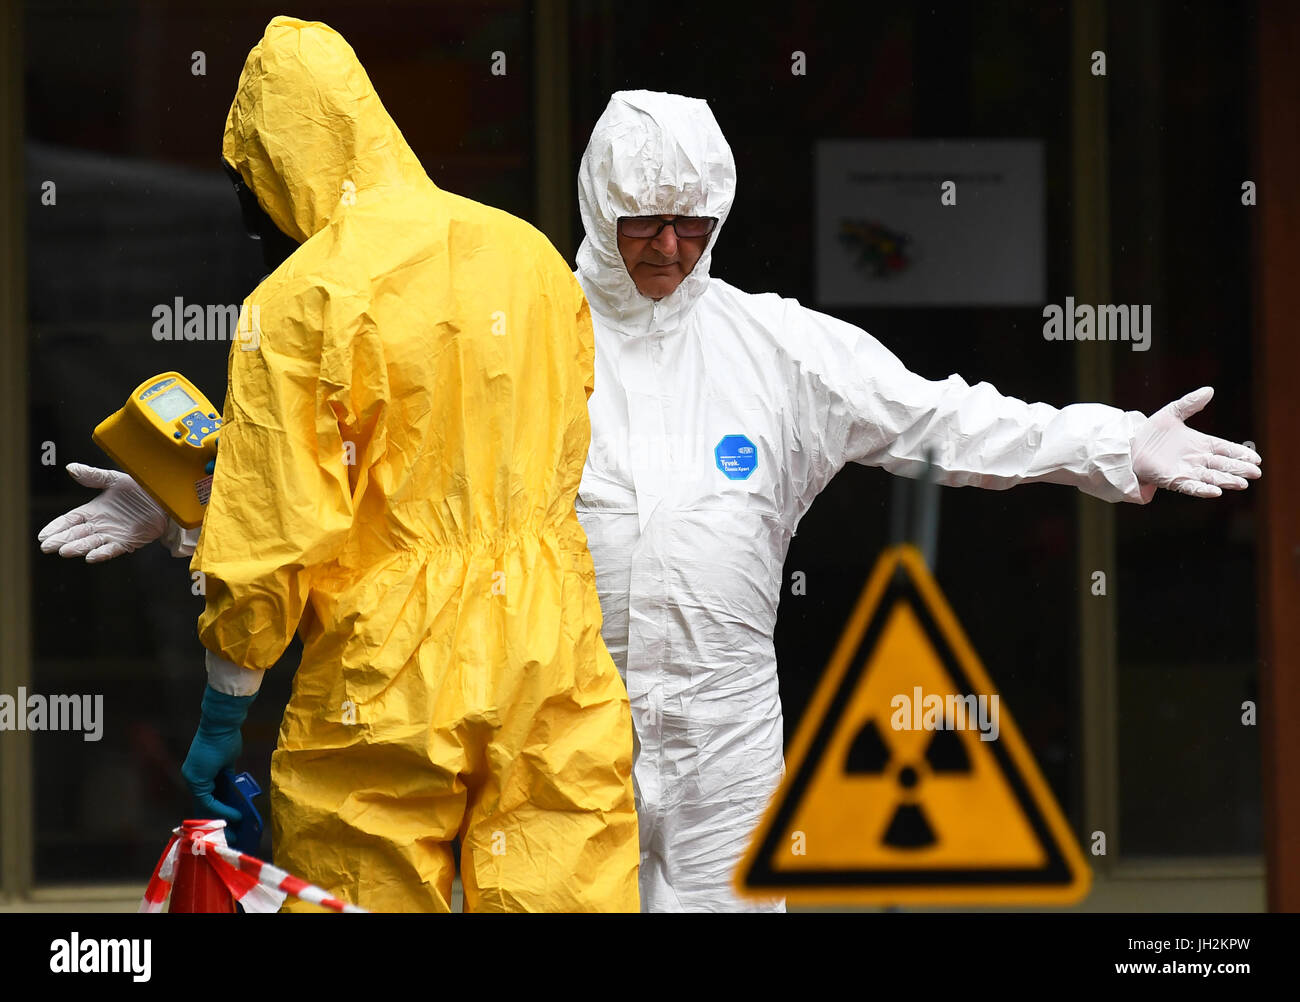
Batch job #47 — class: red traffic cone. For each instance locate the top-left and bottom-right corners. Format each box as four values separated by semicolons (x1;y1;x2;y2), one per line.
168;820;236;913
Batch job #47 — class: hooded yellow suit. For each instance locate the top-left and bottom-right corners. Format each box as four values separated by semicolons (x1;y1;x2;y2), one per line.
193;16;639;912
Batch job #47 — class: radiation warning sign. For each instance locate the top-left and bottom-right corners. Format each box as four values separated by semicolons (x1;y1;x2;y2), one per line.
736;544;1091;905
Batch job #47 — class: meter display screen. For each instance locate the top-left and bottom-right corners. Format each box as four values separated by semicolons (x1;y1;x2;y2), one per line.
146;386;197;423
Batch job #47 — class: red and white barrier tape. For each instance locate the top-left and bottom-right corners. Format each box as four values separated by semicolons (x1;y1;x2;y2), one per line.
140;820;367;914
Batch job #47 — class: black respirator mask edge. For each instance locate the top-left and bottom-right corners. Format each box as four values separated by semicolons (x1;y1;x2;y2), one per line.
222;157;300;272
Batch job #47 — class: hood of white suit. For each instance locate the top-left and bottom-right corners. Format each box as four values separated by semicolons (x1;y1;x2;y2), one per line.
576;90;737;336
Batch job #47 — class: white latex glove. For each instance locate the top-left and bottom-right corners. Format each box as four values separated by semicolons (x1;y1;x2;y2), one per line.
1131;387;1262;499
37;463;169;562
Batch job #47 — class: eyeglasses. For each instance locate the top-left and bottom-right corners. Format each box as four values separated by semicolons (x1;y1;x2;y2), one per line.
617;215;718;239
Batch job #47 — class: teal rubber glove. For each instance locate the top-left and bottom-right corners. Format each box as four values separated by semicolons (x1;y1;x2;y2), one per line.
181;684;257;826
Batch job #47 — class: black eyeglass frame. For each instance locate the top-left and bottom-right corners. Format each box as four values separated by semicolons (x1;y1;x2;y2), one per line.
616;215;719;239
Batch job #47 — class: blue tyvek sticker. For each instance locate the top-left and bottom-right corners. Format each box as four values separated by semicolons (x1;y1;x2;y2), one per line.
715;434;758;480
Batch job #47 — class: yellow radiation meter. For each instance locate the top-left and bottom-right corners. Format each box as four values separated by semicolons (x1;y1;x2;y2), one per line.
92;372;222;528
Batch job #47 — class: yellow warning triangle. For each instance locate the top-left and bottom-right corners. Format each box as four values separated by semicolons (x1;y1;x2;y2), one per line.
736;545;1091;905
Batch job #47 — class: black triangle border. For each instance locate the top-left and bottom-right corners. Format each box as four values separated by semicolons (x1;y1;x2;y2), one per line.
744;562;1078;889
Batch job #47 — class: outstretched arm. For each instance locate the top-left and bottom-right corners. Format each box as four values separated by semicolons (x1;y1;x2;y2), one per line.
783;299;1260;502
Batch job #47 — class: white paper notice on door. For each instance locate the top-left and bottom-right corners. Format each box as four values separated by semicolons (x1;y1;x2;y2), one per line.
815;140;1045;307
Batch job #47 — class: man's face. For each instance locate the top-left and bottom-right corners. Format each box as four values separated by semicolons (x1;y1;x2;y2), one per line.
617;215;714;301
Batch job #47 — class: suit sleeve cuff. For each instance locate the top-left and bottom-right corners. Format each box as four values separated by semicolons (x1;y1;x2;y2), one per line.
161;518;201;558
1093;408;1157;505
205;648;265;696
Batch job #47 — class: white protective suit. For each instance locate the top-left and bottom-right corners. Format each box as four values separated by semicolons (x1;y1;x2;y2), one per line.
573;90;1154;912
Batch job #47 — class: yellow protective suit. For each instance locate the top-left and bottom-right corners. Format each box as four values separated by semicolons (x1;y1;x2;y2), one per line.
193;16;639;912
